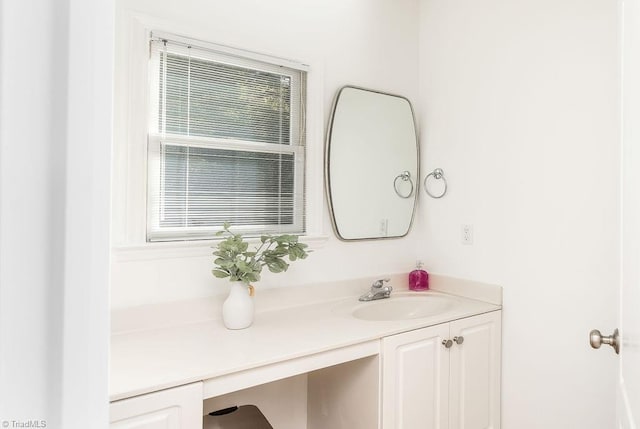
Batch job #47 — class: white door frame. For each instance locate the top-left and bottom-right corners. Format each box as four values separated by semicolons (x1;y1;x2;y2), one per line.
619;0;640;427
60;0;114;427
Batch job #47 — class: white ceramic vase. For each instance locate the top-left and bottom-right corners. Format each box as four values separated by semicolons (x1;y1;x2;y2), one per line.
222;282;254;329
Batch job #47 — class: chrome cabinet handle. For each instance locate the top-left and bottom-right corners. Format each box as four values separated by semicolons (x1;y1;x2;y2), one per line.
454;336;464;345
442;339;453;348
589;328;620;354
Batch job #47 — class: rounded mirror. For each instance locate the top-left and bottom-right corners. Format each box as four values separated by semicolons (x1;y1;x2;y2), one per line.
326;86;419;240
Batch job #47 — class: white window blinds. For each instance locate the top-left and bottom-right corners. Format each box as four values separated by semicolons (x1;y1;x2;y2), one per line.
147;35;307;242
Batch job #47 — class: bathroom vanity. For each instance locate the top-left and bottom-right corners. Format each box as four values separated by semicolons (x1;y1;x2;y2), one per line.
109;274;501;429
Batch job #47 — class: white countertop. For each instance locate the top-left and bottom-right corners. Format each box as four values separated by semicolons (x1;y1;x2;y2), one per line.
110;274;501;402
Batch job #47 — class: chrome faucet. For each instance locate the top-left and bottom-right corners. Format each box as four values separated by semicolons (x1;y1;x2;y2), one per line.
359;278;392;301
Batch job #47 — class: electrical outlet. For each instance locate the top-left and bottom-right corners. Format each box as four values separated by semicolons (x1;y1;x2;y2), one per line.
379;219;388;236
462;224;473;245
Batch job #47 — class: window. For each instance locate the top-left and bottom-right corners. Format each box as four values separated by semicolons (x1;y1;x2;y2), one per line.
147;34;307;242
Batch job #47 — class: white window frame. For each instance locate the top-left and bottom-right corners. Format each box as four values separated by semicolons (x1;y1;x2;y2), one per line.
111;15;326;259
146;33;307;241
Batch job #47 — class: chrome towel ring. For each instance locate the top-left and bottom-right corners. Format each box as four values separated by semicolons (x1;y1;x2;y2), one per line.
424;168;447;199
393;171;414;199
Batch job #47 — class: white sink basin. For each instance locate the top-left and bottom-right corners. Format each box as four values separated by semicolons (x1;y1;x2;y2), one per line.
336;293;457;321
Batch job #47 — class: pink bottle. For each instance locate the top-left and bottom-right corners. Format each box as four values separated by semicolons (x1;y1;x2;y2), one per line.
409;261;429;291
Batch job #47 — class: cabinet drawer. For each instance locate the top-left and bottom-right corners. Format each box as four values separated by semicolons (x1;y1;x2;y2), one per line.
110;382;203;429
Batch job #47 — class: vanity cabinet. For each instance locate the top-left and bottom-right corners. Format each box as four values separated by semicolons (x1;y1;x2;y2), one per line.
110;278;502;429
381;311;501;429
110;382;203;429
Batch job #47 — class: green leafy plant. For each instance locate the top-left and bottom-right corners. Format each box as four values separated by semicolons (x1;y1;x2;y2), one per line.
212;222;310;284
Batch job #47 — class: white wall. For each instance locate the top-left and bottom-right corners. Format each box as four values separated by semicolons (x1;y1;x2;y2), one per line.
111;0;422;308
418;0;620;427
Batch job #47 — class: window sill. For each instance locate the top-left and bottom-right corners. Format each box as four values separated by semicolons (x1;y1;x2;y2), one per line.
112;234;329;262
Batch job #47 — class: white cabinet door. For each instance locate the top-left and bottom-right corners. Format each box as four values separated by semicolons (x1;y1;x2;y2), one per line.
382;323;450;429
110;382;203;429
382;311;502;429
449;311;501;429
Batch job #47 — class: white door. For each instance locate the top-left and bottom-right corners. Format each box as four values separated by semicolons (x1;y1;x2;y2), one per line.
608;0;640;426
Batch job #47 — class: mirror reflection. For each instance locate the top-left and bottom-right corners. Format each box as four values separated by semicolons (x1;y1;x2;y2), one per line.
326;86;419;240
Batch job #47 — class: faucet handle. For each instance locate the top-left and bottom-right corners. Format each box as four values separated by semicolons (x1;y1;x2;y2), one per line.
372;278;391;288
